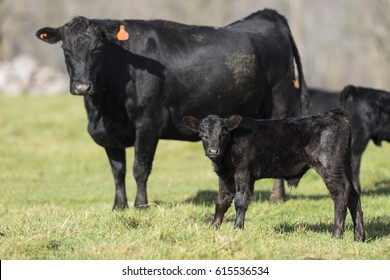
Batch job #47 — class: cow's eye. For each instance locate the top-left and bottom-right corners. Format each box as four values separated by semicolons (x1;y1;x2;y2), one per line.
200;134;208;140
61;46;71;57
91;48;102;56
219;131;228;139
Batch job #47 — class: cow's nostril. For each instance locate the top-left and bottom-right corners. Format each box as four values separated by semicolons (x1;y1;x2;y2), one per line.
208;148;219;155
74;83;92;95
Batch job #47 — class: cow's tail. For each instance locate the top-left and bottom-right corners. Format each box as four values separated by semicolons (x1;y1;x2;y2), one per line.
289;32;309;116
272;10;310;116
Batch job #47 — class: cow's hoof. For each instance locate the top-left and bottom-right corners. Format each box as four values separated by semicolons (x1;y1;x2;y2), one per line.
269;193;287;203
134;203;149;210
112;203;128;211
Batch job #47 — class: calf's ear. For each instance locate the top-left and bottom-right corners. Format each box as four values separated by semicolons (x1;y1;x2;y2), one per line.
226;115;242;131
183;116;200;133
36;27;61;44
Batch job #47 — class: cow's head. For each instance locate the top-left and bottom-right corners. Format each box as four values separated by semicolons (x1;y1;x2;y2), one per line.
183;115;242;160
36;17;119;96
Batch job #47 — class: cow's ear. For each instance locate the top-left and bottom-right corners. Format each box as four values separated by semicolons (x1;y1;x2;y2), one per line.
226;115;242;131
36;27;61;44
102;22;122;41
183;116;200;133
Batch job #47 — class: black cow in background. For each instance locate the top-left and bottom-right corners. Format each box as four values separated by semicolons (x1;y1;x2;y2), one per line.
309;86;390;191
36;9;308;209
308;88;340;114
340;85;390;191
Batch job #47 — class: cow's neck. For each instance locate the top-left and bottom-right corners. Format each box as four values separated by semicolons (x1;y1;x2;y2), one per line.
83;92;104;128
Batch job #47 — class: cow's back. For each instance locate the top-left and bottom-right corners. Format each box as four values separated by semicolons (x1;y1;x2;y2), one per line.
231;109;351;179
308;88;340;114
119;15;294;140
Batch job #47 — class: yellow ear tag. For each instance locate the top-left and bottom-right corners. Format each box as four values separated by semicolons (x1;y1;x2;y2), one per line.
294;79;300;89
117;25;129;41
40;33;48;39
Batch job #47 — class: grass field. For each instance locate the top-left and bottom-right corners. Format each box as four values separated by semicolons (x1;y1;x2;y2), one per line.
0;96;389;260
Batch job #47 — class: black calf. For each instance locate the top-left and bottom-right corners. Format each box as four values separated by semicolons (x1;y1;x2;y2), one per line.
184;108;365;241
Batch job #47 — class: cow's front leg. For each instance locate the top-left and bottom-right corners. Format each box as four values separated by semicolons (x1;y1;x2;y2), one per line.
105;147;128;210
351;136;369;192
234;170;253;229
212;177;235;228
133;129;159;208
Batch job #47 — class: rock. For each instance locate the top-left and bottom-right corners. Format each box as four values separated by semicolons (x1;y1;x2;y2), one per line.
0;54;68;96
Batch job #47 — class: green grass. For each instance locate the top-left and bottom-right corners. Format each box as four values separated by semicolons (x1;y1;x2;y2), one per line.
0;96;389;259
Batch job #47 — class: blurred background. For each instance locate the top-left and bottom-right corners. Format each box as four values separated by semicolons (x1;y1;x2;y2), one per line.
0;0;389;96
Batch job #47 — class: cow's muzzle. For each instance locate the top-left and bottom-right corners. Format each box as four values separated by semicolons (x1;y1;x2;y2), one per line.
72;82;93;96
206;148;221;159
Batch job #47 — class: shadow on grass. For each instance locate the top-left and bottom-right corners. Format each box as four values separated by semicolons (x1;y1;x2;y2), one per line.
364;180;390;196
274;215;390;241
185;190;271;206
185;179;390;206
186;189;335;205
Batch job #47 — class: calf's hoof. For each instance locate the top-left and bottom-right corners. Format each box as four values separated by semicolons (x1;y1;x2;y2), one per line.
354;232;366;242
234;222;244;230
331;230;343;240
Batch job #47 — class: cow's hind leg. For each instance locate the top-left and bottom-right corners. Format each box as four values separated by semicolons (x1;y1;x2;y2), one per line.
106;147;128;210
351;136;369;192
269;179;286;202
212;177;235;228
269;77;300;202
347;187;365;242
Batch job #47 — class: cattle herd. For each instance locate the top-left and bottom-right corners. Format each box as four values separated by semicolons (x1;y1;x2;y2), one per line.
35;8;390;242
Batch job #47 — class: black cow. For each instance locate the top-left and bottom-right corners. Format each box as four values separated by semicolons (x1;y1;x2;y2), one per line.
36;9;308;209
340;85;390;191
308;88;340;114
183;108;365;241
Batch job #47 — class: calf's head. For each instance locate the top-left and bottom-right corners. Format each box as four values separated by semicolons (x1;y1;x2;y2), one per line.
183;115;242;160
36;17;119;96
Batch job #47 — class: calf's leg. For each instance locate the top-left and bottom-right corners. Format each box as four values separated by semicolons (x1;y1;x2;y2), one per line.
321;176;349;239
106;147;128;210
347;187;365;242
233;170;253;229
212;177;235;228
331;191;348;239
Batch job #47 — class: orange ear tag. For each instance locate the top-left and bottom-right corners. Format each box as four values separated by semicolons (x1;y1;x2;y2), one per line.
117;25;129;41
293;79;300;89
40;33;48;39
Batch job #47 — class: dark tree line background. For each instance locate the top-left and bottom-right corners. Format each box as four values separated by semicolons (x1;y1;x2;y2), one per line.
1;0;389;93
